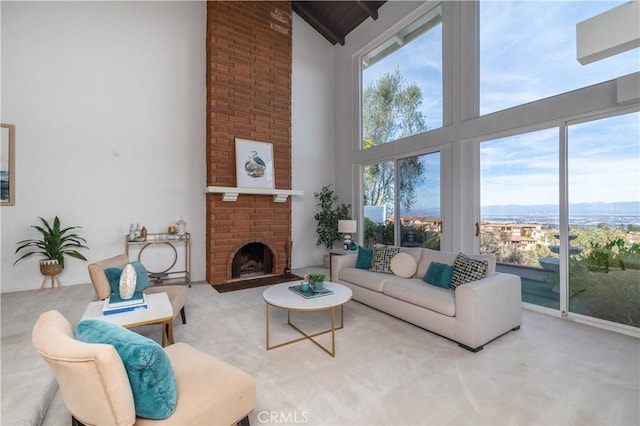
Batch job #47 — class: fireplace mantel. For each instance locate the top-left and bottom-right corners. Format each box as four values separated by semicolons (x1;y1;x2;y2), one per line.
206;186;304;203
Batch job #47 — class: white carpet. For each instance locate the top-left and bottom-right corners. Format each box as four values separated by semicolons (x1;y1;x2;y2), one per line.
3;281;638;425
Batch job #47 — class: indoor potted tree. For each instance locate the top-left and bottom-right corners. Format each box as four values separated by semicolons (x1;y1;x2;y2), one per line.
14;216;89;280
314;184;351;249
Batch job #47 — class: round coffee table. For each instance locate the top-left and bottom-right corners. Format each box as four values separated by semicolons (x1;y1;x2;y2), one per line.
263;281;352;357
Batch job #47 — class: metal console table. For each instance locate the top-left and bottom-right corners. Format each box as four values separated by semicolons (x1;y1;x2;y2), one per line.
125;233;191;286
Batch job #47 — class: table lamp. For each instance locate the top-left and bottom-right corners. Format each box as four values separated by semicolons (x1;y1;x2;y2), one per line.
338;220;357;250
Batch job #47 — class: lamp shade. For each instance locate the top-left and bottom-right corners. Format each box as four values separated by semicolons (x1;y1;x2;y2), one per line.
338;220;357;234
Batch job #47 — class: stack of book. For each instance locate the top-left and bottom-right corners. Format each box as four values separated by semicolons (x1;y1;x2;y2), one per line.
102;291;148;315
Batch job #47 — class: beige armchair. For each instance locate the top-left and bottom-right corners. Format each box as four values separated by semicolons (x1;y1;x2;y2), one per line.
88;254;187;324
32;310;255;426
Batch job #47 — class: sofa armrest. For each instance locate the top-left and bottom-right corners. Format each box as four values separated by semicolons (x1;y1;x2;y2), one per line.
454;272;522;350
331;253;357;281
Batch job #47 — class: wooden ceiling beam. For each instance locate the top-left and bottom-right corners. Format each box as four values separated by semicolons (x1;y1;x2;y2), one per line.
292;3;345;45
356;1;379;20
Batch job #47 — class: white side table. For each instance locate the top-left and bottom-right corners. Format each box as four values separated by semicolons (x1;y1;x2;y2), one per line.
81;292;174;347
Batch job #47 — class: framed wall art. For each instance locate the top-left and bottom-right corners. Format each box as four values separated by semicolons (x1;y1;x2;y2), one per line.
235;138;274;189
1;124;15;206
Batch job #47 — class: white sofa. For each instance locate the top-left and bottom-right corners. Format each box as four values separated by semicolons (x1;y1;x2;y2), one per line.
332;247;522;352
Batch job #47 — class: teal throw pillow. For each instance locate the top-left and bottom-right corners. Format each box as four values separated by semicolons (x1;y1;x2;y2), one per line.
423;261;454;289
105;262;150;295
105;266;125;294
130;261;150;290
355;246;373;269
76;320;177;420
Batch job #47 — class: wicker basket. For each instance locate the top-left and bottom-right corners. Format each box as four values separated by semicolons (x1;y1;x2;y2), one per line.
40;260;63;276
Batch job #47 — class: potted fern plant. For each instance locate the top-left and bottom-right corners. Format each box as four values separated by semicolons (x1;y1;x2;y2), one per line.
14;216;89;278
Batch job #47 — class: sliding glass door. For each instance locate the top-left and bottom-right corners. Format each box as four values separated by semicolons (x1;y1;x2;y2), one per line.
480;111;640;329
566;112;640;328
480;129;560;309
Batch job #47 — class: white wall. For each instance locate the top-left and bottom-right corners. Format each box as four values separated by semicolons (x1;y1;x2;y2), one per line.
291;14;336;268
1;1;207;292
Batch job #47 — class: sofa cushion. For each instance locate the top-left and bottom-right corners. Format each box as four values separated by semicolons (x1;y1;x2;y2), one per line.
370;246;400;274
424;261;454;288
339;268;397;293
389;253;417;278
450;253;488;290
355;246;373;269
382;277;456;317
76;320;177;419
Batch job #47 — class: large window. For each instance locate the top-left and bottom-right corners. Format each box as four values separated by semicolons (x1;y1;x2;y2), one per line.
480;1;640;115
363;161;395;247
480;112;640;328
352;1;639;334
480;129;560;309
399;152;441;250
361;4;443;148
363;153;442;250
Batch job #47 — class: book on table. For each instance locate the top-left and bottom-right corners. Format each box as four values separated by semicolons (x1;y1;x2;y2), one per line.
103;293;148;315
108;291;144;308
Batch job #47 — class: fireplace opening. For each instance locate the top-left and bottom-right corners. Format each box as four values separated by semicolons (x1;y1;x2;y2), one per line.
231;243;274;279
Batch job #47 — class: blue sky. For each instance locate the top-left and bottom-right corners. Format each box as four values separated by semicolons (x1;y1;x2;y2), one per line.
362;1;639;212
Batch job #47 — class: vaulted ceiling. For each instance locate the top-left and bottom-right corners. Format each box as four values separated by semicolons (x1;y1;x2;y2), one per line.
292;1;387;46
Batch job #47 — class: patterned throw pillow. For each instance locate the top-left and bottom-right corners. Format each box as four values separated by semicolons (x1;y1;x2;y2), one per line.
450;253;488;290
370;246;401;274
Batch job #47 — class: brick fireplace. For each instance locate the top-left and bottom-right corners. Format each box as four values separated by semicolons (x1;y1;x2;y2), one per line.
205;1;292;286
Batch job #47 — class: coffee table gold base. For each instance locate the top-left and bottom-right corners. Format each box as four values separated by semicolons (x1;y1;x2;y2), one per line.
266;304;344;357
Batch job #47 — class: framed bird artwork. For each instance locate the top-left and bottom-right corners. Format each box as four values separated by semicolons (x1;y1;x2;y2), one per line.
235;138;275;189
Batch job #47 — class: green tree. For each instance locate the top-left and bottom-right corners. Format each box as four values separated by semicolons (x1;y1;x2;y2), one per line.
314;184;351;249
362;69;428;212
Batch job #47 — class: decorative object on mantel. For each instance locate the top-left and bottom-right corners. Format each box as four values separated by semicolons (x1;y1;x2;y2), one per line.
14;216;89;288
1;123;16;206
314;184;351;249
206;186;304;203
235;138;275;189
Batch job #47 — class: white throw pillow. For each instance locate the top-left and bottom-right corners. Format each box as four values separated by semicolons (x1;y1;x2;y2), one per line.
119;263;137;299
389;252;418;278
